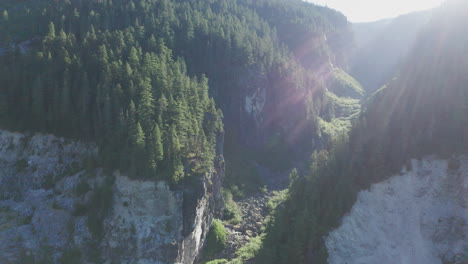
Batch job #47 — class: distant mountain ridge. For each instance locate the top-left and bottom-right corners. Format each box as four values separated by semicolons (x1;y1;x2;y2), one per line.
350;10;432;93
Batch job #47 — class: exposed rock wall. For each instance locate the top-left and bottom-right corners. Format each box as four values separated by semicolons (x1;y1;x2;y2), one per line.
0;130;98;263
326;156;467;264
0;129;224;264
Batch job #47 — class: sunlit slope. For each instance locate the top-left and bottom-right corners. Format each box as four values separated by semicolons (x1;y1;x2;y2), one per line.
316;68;364;140
326;157;467;264
257;1;468;263
359;0;468;160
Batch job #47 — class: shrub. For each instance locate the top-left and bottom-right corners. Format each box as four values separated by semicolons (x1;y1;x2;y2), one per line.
224;236;263;264
222;189;242;225
266;190;288;212
205;259;228;264
235;236;262;261
204;219;227;258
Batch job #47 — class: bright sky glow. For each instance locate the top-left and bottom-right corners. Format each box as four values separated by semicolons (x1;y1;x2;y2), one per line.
309;0;446;22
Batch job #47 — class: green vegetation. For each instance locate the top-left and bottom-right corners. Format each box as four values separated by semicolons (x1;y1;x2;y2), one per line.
257;3;468;263
315;89;361;142
327;68;365;99
208;188;287;264
207;235;263;264
1;0;224;184
8;1;462;263
265;190;288;213
230;236;263;263
203;219;227;259
223;130;262;196
0;0;49;44
205;259;228;264
221;189;242;225
0;0;356;187
207;236;263;264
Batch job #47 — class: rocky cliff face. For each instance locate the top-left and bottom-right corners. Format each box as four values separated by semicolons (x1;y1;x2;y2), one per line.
0;129;224;264
326;156;467;264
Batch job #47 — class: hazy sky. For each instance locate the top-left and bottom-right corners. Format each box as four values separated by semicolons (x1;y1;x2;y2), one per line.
310;0;445;22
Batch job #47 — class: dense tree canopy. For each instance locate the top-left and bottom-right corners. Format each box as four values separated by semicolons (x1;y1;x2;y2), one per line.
0;0;227;183
0;0;353;182
258;2;468;262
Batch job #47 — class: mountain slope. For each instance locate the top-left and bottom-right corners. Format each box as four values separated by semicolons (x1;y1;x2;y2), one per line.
257;1;468;263
326;157;466;264
0;130;224;264
351;10;432;93
0;0;359;263
0;0;360;192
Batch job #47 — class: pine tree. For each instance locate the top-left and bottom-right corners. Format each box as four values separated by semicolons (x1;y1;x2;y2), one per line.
137;78;155;133
147;124;164;173
169;125;180;155
88;25;97;40
128;100;137;127
97;45;109;70
128;47;140;67
133;122;145;150
288;168;299;189
147;34;157;50
128;121;146;176
170;155;184;184
46;22;56;41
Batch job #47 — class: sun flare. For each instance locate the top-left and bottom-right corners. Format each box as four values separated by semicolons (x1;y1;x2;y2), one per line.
311;0;446;22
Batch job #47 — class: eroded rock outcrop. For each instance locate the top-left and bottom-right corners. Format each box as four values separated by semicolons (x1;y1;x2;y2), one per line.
326;156;467;264
0;130;224;264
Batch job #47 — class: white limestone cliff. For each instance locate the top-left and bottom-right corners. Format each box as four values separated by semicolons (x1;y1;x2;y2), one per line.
326;156;467;264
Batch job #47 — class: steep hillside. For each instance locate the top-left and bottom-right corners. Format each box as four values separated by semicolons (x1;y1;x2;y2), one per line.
4;0;464;264
258;1;468;263
0;0;361;193
351;10;432;93
0;0;361;263
0;129;224;263
326;157;467;264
